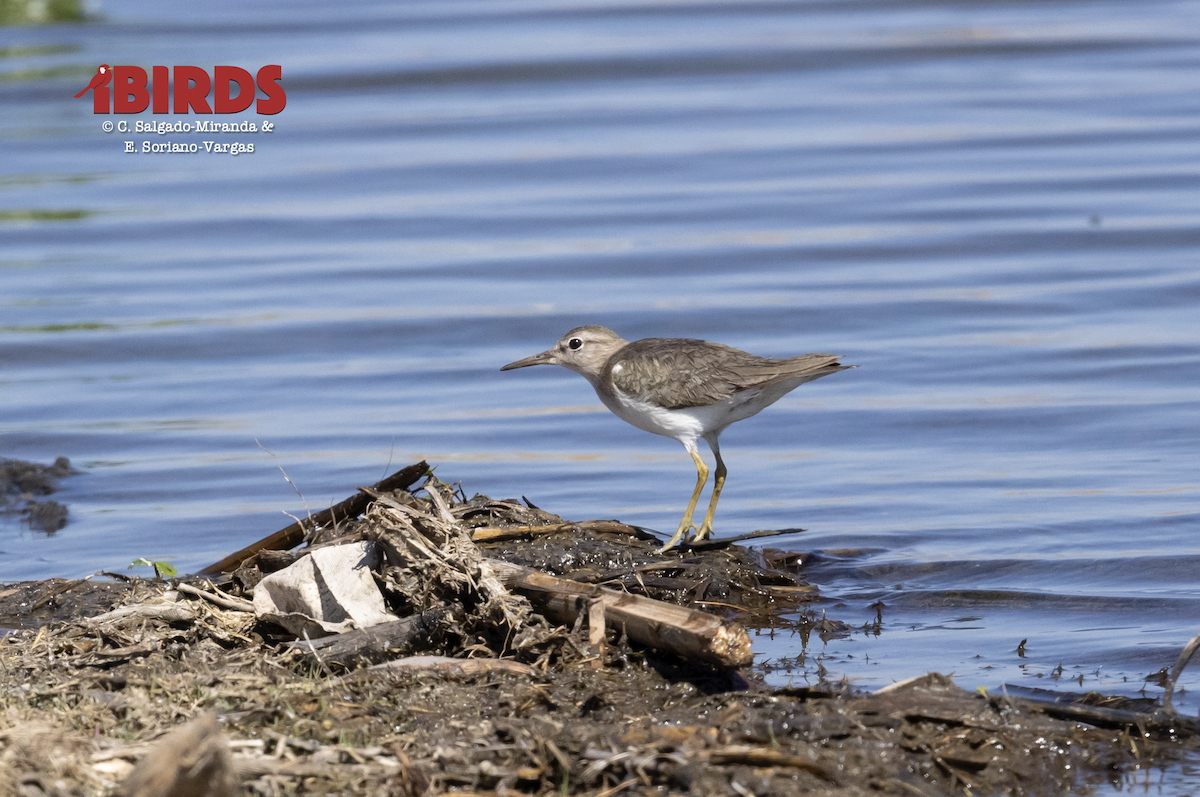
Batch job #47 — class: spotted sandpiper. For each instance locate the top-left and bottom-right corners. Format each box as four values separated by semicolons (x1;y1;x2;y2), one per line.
501;326;853;552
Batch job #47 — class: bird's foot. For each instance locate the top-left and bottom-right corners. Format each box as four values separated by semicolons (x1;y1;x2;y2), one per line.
692;522;715;543
658;521;699;554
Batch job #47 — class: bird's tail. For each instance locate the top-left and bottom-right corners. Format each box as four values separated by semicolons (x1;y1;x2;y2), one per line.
761;354;856;388
783;353;854;376
726;353;856;392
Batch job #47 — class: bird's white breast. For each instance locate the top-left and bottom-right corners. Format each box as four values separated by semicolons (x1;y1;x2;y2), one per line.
595;376;810;447
602;389;706;444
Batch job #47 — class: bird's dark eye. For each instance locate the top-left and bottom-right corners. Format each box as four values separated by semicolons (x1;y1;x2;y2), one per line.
568;338;583;350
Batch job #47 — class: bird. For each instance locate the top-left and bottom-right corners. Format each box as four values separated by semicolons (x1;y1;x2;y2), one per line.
501;326;853;551
74;65;112;98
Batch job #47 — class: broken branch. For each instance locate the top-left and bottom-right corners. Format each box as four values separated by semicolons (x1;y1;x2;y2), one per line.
197;461;428;575
485;558;753;669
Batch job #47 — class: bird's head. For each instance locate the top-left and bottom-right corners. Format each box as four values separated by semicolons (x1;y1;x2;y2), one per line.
501;325;628;381
98;64;110;75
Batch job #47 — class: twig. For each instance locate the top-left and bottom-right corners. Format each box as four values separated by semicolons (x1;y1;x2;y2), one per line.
381;438;395;482
1161;630;1200;714
594;777;639;797
707;745;835;782
256;438;312;527
99;571;134;582
302;630;333;679
177;582;255;612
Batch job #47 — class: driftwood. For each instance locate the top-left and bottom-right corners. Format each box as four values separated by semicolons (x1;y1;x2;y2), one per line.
197;461;753;669
288;608;449;670
485;558;753;669
198;461;428;575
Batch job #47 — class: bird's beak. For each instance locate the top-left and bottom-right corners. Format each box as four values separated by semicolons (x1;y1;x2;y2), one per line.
501;348;557;371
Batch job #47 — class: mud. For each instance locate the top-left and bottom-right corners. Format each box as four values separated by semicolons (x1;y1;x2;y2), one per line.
0;473;1194;796
0;456;78;533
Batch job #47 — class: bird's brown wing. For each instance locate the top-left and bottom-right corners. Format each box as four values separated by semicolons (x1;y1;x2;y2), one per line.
727;352;851;391
606;338;848;410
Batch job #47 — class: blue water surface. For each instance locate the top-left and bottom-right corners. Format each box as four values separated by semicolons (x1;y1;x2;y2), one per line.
2;0;1199;726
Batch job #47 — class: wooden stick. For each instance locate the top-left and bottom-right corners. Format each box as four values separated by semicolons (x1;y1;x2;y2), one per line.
470;520;659;543
485;558;753;668
197;461;428;575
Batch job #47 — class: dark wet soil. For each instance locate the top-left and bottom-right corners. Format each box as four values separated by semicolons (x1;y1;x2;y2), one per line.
0;473;1194;796
0;456;78;533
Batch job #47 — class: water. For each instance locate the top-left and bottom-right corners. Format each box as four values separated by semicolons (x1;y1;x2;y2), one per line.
3;0;1199;723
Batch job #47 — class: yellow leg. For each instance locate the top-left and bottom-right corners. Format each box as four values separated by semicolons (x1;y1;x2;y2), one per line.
658;447;708;553
694;445;726;542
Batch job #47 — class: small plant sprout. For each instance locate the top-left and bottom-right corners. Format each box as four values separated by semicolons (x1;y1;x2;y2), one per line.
129;557;177;579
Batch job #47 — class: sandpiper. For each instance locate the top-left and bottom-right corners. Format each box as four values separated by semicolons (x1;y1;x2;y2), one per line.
501;326;852;552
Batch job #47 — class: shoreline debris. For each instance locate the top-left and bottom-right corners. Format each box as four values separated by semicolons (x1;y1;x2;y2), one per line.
1;462;1196;796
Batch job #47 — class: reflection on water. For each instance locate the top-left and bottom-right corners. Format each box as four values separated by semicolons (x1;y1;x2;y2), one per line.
1;0;1198;734
0;2;84;29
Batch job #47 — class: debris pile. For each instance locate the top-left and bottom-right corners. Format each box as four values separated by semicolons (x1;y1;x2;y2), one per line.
0;462;1195;796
